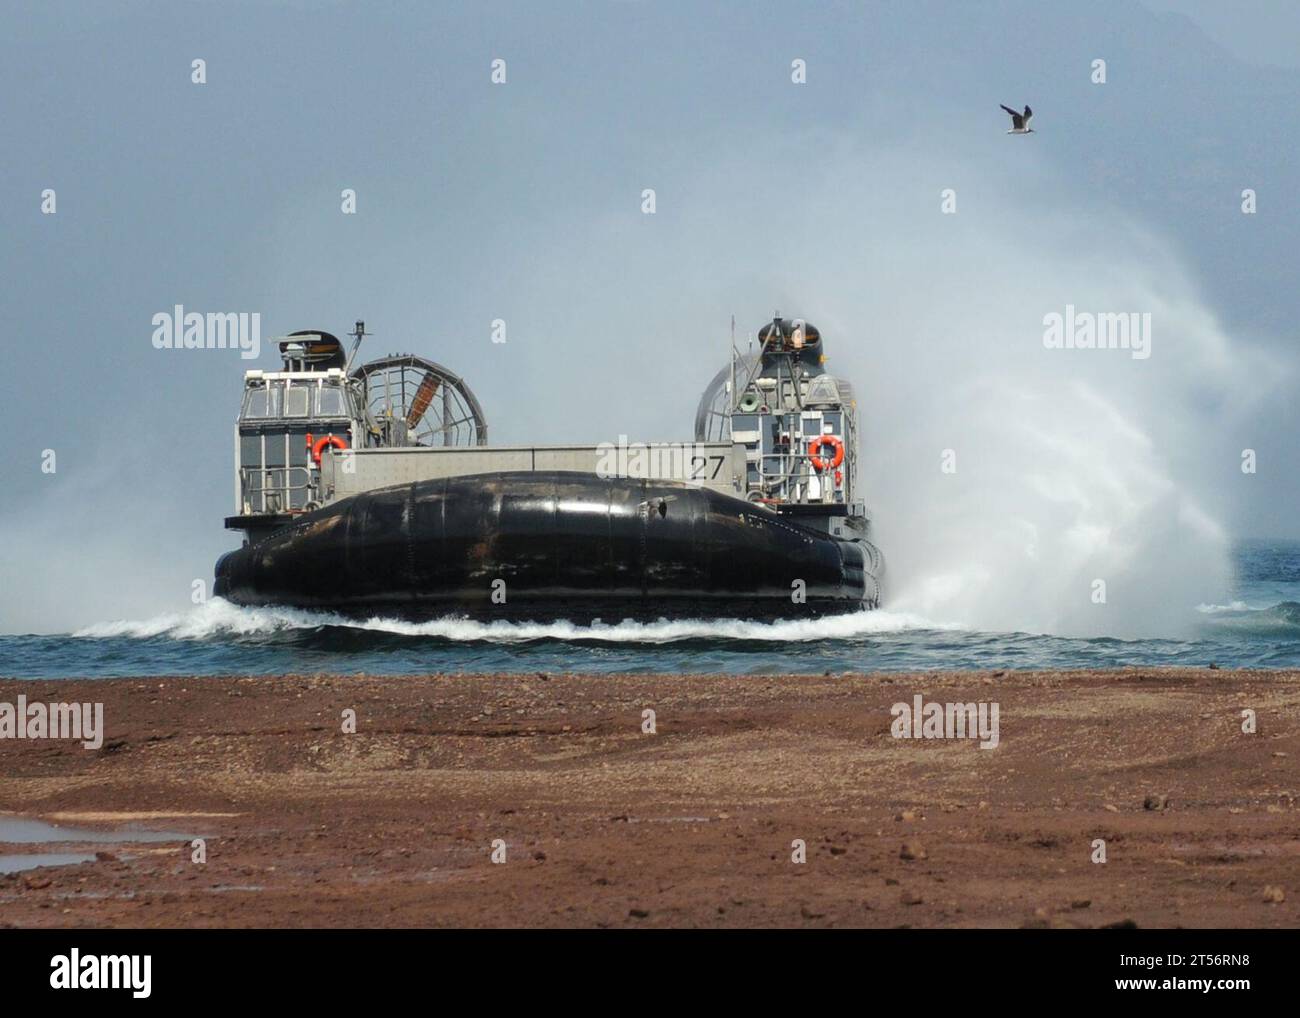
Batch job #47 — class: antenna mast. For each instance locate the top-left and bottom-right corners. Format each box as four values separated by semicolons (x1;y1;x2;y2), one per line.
344;320;370;375
728;314;736;413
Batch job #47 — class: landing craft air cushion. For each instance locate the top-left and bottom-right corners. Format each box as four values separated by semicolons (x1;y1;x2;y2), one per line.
213;317;883;619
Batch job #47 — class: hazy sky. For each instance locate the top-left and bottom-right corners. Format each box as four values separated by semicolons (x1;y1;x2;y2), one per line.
1;0;1297;633
1141;0;1300;68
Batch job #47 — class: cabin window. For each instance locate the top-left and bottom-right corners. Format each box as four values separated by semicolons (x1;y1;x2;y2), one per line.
263;433;286;467
283;385;309;417
239;433;262;470
243;386;276;419
287;428;310;466
318;385;345;417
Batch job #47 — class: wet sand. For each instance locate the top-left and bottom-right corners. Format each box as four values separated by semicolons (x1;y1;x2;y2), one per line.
1;668;1297;927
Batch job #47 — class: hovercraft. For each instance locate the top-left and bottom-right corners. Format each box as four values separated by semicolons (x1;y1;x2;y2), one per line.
213;317;882;620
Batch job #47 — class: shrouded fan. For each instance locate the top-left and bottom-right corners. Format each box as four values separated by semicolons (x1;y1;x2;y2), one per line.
351;354;488;447
694;352;760;442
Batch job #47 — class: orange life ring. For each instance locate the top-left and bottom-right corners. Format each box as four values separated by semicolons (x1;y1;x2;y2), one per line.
309;433;348;465
809;435;844;472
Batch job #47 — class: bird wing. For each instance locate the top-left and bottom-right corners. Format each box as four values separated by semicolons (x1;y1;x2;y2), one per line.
1000;104;1018;117
1023;105;1033;121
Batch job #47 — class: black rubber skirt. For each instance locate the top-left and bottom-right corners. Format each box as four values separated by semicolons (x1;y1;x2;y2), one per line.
214;471;880;620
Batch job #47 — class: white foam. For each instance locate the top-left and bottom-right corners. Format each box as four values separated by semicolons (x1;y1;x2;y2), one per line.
71;598;955;644
1195;601;1251;615
358;607;958;643
73;599;351;640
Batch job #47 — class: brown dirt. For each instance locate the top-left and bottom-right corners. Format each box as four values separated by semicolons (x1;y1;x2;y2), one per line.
1;668;1297;928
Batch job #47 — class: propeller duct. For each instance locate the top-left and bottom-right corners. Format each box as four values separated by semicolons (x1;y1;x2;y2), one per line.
405;373;440;428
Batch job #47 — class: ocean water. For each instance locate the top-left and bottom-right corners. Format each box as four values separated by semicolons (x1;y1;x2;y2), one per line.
2;541;1299;678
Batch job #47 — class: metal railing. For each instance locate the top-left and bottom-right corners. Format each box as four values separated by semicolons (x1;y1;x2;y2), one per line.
239;466;313;514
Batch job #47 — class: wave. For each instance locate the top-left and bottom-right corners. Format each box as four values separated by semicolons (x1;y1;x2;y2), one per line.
71;597;959;646
72;599;346;640
1196;600;1300;639
1196;601;1252;614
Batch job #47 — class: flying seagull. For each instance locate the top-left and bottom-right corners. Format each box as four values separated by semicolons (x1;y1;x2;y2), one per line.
1000;104;1034;134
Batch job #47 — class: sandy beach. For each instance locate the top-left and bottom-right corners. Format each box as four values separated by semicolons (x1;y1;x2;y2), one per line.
1;668;1297;928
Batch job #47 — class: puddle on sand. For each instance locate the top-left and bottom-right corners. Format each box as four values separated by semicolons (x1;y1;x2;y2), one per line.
0;815;200;876
0;853;97;875
0;816;197;844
